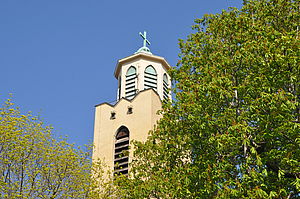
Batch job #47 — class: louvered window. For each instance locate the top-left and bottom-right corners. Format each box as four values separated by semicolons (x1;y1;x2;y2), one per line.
117;76;121;100
114;126;129;176
163;73;169;100
125;66;137;99
144;65;157;91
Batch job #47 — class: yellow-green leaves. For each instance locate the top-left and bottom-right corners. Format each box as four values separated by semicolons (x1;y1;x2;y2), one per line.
0;99;92;198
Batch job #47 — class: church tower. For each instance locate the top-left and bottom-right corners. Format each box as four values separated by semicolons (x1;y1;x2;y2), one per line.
92;32;171;176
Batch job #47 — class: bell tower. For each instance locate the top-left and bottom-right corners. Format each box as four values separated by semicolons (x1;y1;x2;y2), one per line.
93;32;171;176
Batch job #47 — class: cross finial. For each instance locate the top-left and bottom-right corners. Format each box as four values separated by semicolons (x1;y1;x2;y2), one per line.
135;31;152;54
139;31;151;48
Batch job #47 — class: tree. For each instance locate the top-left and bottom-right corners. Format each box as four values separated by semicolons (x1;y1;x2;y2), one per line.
116;0;300;198
0;98;93;198
89;158;118;199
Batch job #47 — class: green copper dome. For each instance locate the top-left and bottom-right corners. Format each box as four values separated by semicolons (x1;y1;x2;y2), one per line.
135;46;152;54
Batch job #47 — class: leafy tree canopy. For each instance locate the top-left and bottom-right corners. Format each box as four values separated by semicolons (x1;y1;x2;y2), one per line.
0;98;92;198
116;0;300;198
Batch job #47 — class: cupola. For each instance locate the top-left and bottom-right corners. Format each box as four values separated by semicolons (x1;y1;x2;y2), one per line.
114;31;171;101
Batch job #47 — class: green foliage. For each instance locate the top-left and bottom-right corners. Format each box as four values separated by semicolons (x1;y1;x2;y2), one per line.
116;0;300;198
0;99;93;198
89;159;118;199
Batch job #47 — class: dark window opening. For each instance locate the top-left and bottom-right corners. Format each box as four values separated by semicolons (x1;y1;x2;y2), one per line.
114;126;130;176
110;111;116;119
127;106;133;114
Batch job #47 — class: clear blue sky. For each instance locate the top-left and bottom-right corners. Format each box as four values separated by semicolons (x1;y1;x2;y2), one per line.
0;0;242;146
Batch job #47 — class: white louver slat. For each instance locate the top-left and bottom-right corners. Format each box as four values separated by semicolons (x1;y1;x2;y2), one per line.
163;73;169;100
125;66;137;100
144;65;157;91
114;126;130;176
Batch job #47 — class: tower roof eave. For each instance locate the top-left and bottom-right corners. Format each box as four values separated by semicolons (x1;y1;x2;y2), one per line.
94;88;162;107
114;52;171;79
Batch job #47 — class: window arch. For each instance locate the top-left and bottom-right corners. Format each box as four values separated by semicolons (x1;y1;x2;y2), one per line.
144;65;157;91
163;73;169;100
114;126;130;175
125;66;137;99
126;66;136;76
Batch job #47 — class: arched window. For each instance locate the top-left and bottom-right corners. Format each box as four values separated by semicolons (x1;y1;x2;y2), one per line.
125;66;137;99
144;65;157;91
163;73;169;100
114;126;129;175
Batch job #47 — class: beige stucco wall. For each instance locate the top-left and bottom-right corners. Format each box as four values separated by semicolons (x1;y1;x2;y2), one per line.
93;52;171;180
92;89;162;174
